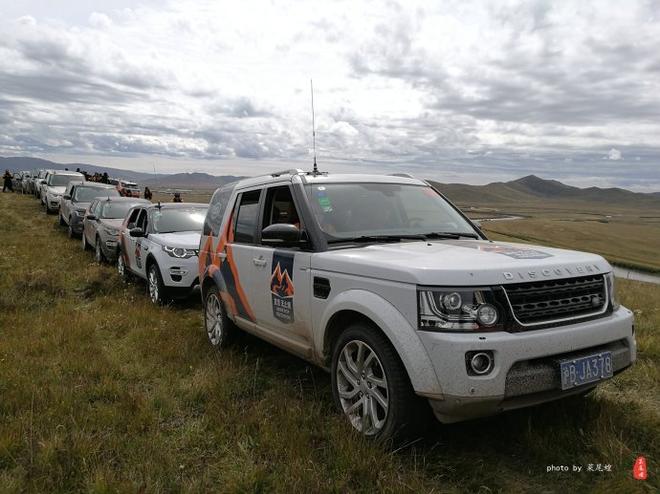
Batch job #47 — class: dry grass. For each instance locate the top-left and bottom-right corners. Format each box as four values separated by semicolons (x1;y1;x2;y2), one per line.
0;191;658;493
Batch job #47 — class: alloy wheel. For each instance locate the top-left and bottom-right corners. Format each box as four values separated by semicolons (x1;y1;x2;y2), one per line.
148;266;160;304
336;340;389;435
95;239;103;263
205;293;224;346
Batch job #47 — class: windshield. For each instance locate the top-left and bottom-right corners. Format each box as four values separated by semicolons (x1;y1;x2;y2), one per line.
101;201;147;219
151;208;207;233
74;186;119;202
48;174;82;187
304;183;478;241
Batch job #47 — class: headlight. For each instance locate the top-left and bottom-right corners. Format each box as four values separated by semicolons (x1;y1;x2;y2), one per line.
605;272;620;311
418;287;503;332
163;246;197;259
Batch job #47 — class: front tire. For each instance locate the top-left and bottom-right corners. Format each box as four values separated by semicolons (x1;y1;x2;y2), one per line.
59;213;66;226
204;285;234;348
81;232;89;250
94;237;106;264
331;324;424;443
147;262;167;305
117;251;130;282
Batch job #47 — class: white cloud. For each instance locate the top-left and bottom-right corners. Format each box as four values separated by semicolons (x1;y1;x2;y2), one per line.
0;0;658;190
606;148;622;160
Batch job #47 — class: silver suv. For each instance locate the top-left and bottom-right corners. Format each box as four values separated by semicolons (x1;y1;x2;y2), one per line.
198;170;636;442
41;171;85;214
82;197;151;263
60;182;119;237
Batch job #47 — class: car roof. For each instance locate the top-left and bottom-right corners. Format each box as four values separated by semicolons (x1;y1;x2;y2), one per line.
51;170;85;176
100;197;150;203
75;182;115;188
233;171;425;190
144;202;208;210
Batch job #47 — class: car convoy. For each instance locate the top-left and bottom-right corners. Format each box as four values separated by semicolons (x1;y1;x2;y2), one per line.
10;166;637;442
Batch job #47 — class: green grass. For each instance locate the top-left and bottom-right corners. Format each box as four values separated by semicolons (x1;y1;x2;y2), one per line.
0;192;658;493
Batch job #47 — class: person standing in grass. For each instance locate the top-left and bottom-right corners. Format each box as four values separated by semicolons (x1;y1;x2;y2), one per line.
2;170;13;192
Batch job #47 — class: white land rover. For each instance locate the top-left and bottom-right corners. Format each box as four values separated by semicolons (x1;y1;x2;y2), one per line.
198;170;636;441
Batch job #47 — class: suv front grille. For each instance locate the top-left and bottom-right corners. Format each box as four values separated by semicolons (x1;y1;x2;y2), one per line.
503;274;607;326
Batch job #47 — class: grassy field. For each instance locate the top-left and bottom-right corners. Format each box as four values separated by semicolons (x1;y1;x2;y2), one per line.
0;191;658;493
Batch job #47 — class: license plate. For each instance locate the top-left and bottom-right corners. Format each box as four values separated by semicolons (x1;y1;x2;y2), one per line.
560;352;613;390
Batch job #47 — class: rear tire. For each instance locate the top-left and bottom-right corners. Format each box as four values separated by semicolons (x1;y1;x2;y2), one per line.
59;213;66;226
68;221;75;239
331;323;425;444
204;285;234;348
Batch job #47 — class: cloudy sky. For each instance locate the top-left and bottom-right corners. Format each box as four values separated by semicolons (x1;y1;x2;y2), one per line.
1;0;659;191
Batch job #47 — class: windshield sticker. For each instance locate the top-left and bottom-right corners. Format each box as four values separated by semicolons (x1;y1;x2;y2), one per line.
271;251;295;323
316;190;333;212
457;242;553;259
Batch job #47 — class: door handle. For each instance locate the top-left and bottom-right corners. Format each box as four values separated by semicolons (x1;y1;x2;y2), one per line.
252;257;267;267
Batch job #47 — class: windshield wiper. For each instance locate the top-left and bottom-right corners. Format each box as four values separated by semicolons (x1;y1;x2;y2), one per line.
423;232;480;239
328;234;429;244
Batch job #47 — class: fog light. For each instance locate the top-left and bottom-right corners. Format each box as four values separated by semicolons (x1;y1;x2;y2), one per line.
476;304;498;326
467;351;494;375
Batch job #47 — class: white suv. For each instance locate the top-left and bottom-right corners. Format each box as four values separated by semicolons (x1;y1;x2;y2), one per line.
41;170;85;213
198;170;636;442
117;202;208;304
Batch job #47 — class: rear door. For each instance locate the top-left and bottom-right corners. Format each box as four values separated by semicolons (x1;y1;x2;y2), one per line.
221;189;263;325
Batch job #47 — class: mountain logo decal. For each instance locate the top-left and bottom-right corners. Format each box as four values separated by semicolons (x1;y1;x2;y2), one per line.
271;251;295;323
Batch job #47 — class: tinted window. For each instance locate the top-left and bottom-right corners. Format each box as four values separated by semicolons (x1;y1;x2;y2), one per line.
151;207;207;233
262;186;301;229
233;190;261;243
204;182;237;236
74;186;119;202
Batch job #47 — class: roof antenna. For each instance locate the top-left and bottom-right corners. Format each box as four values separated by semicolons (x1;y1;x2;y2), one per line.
310;79;319;175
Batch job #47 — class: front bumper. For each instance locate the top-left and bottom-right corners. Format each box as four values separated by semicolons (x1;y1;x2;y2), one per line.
161;255;199;289
417;307;636;423
47;196;61;210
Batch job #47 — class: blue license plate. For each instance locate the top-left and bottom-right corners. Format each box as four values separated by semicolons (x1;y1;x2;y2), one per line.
560;352;613;390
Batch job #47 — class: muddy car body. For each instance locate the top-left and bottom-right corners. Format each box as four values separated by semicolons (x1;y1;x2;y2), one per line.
197;170;636;441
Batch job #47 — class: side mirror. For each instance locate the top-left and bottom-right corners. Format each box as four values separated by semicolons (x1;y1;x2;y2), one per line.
63;194;71;200
85;214;97;221
129;227;145;238
261;223;302;246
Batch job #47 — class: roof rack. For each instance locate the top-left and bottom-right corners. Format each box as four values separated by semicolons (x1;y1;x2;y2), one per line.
270;169;305;177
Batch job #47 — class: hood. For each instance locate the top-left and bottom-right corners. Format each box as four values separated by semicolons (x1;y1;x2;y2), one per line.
48;186;66;195
149;231;201;249
312;239;611;286
73;201;91;211
99;218;123;229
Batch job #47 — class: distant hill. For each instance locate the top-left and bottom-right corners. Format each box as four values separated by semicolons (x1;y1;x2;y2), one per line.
428;174;660;210
142;172;243;189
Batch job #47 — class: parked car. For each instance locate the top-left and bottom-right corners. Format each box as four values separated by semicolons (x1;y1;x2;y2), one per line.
82;197;150;263
116;180;141;198
12;172;23;192
197;170;636;442
60;182;119;237
35;169;55;200
20;171;33;194
117;202;207;303
41;171;85;214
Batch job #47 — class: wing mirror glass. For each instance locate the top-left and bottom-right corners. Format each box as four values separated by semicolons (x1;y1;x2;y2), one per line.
129;227;146;238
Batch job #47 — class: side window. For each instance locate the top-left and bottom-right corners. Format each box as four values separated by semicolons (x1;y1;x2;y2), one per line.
262;186;301;230
127;208;141;228
94;201;103;216
66;184;75;198
136;210;148;231
233;190;261;244
204;182;236;236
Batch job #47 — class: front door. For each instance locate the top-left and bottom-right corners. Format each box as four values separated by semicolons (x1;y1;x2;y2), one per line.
248;185;313;356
